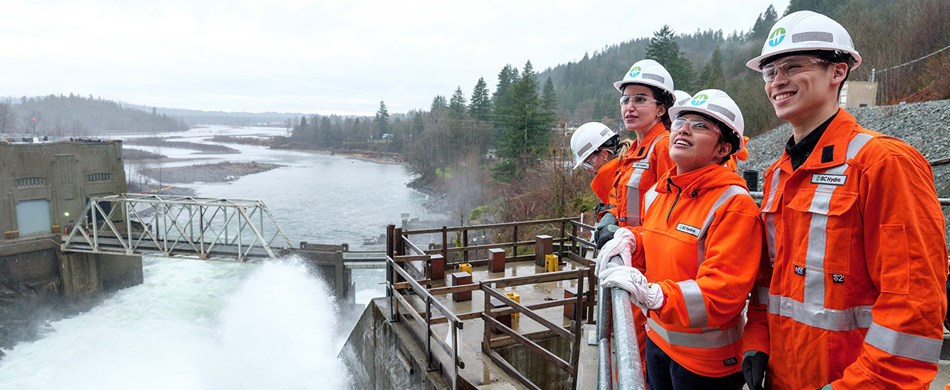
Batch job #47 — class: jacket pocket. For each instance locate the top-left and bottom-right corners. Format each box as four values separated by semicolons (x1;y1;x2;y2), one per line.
786;190;858;275
879;224;910;295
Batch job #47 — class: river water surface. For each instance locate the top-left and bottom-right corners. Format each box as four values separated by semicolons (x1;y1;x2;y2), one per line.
0;126;442;389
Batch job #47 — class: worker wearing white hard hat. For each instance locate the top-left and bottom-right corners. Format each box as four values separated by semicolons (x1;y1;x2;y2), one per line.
601;58;678;386
569;122;633;249
599;89;761;390
741;10;947;390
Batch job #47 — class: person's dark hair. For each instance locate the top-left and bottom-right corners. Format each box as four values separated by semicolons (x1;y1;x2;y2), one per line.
622;83;674;129
759;50;855;95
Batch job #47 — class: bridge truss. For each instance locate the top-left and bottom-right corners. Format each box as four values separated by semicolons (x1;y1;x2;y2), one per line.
62;194;293;262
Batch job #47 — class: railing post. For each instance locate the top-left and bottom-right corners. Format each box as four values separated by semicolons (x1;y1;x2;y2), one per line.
571;222;578;256
559;219;567;256
571;268;584;390
512;225;518;258
462;229;469;264
442;226;448;266
394;227;403;256
426;295;433;369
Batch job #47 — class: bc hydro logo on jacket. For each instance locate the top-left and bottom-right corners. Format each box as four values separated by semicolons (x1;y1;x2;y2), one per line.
628;66;641;77
691;94;708;106
768;27;786;47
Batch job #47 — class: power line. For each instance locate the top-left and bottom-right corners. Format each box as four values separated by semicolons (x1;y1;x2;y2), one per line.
873;43;950;80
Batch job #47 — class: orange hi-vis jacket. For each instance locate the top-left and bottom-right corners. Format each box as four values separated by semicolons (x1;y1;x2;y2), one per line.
624;163;764;377
591;157;621;221
743;109;948;390
614;122;674;228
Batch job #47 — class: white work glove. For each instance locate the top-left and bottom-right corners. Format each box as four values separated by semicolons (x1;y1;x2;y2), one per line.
599;266;665;310
595;228;636;277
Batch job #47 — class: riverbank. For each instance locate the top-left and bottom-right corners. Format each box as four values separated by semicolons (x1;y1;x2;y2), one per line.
208;136;405;165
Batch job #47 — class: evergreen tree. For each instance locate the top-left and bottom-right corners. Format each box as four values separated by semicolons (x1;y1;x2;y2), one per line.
751;5;780;40
492;65;519;120
431;95;448;111
469;77;492;122
495;60;556;180
646;25;695;92
374;101;390;139
699;46;726;90
542;77;558;113
449;86;467;119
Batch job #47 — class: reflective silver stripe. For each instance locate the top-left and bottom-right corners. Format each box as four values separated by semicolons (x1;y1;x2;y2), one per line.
767;294;872;331
802;133;874;309
625;135;667;226
576;142;594;158
755;286;770;305
643;185;659;216
696;185;748;266
762;169;781;265
647;317;744;349
865;322;942;364
762;168;781;211
764;213;776;265
678;280;707;329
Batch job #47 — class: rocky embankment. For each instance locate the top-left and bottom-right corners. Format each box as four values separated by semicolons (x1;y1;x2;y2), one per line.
139;161;280;183
738;99;950;245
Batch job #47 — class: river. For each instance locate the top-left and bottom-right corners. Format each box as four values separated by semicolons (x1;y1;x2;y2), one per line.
0;126;443;389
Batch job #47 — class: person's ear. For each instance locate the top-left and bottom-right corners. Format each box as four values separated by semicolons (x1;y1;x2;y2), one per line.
830;63;849;86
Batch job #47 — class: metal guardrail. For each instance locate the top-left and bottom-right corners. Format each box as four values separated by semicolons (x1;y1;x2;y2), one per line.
386;218;597;390
597;256;646;390
386;255;464;390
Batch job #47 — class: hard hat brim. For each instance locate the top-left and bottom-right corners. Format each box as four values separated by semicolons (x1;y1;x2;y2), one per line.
746;46;862;71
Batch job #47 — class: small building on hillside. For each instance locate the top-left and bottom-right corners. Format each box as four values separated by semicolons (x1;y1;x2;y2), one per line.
1;138;127;239
839;81;878;108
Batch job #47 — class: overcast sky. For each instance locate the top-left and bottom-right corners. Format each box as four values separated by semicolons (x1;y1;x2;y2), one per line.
0;0;789;116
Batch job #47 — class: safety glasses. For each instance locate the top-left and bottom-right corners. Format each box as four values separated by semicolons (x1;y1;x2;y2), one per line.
761;56;831;82
671;118;721;135
619;94;659;108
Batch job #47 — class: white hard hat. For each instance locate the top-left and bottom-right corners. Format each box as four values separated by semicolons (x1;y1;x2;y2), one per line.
668;89;746;153
672;90;692;108
613;59;675;99
570;122;616;169
746;10;861;71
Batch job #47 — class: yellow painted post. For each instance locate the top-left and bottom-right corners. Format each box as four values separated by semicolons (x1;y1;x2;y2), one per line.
545;254;559;272
505;292;520;319
458;263;472;275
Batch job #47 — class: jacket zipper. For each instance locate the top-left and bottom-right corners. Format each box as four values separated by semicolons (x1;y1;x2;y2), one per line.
666;178;682;226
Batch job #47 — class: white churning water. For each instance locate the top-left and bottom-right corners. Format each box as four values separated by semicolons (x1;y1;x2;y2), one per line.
0;125;442;388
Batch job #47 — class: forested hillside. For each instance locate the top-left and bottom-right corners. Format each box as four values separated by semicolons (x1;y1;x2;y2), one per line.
539;0;950;137
0;94;188;135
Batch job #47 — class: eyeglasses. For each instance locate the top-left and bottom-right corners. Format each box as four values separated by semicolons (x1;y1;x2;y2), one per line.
580;150;601;173
761;56;831;82
671;118;721;135
619;94;659;108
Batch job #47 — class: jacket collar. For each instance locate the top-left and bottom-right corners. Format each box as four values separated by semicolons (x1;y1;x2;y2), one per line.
776;108;857;174
624;122;669;161
655;164;748;197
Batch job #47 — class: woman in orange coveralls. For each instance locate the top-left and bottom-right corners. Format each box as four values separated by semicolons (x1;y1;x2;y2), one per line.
598;89;763;390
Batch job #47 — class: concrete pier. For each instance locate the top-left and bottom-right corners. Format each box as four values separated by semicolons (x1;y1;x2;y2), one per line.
0;234;142;349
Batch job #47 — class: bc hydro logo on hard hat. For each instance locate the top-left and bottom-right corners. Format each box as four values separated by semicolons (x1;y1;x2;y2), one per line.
768;27;786;47
628;66;641;77
691;94;708;106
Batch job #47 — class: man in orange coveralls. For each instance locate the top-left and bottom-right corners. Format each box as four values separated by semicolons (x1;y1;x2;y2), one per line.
741;10;948;390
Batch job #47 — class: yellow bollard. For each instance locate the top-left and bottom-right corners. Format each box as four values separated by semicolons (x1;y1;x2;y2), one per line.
545;254;560;272
458;263;472;275
505;292;520;319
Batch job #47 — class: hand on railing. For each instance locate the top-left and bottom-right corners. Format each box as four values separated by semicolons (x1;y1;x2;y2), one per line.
600;266;664;310
594;229;635;277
